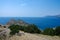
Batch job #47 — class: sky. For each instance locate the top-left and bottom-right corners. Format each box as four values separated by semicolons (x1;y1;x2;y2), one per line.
0;0;60;17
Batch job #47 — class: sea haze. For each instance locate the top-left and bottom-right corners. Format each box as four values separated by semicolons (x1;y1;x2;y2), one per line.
0;16;60;30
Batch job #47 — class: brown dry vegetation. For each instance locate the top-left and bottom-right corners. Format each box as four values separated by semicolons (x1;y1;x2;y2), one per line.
10;33;60;40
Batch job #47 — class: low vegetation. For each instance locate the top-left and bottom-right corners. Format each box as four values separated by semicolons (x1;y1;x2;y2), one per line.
42;26;60;36
8;24;60;36
42;28;55;36
54;26;60;36
23;24;41;34
9;25;20;35
9;24;41;35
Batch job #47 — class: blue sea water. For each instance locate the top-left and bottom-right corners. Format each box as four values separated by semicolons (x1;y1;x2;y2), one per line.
0;17;60;30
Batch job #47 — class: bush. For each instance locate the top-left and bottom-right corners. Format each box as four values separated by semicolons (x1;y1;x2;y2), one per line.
43;28;55;36
55;26;60;36
24;24;41;34
9;24;20;35
19;26;24;31
18;24;41;34
9;24;41;35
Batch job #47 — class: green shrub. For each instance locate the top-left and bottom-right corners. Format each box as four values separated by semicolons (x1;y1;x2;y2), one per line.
9;24;20;35
55;26;60;36
9;24;41;35
24;24;41;34
19;26;24;31
19;24;41;34
43;28;55;36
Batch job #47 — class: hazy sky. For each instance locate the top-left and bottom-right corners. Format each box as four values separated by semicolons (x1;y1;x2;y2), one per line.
0;0;60;17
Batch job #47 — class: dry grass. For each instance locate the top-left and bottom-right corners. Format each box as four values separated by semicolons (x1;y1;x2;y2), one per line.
0;28;60;40
9;33;60;40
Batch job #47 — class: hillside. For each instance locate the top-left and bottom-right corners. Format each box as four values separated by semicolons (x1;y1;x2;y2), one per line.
0;16;60;40
10;32;60;40
6;19;29;27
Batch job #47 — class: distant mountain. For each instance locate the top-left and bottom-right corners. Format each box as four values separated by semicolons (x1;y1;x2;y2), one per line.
45;15;60;18
55;15;60;17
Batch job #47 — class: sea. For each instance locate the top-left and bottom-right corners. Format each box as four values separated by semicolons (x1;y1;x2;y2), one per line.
0;17;60;30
